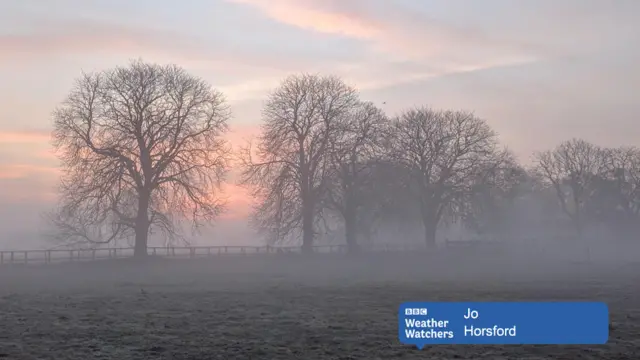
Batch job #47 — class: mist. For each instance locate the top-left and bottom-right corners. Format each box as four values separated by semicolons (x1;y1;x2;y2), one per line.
2;229;639;358
1;65;639;358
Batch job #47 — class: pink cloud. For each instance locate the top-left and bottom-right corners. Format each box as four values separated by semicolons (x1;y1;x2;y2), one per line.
0;20;179;62
231;0;382;40
33;149;58;160
228;0;541;70
0;163;59;180
0;18;341;74
0;18;346;101
0;164;58;203
0;129;50;144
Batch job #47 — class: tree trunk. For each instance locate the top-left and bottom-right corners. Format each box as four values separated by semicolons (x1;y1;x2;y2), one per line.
574;217;583;240
420;197;439;249
133;194;150;258
423;218;437;249
301;204;314;255
344;198;360;255
344;207;359;255
134;223;149;258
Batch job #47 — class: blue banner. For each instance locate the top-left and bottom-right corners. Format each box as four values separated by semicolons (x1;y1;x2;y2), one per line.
399;302;608;348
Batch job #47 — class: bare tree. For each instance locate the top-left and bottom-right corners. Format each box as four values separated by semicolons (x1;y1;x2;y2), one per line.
387;107;502;248
457;152;527;239
240;74;358;253
352;159;422;248
533;138;605;238
589;146;640;240
605;147;640;221
48;60;231;257
325;101;387;254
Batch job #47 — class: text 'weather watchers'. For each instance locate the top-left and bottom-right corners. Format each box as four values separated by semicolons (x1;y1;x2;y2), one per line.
398;302;609;348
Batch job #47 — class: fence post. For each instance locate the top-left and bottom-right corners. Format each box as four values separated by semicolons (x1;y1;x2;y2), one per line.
92;250;96;260
24;251;28;264
189;247;195;258
207;247;211;256
0;252;3;264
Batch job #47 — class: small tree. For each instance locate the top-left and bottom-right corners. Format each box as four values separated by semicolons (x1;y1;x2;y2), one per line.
533;139;604;238
589;146;640;240
49;60;231;257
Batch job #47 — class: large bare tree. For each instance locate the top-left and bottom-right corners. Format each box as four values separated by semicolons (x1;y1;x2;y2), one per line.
533;138;605;238
240;74;358;253
387;107;502;248
325;101;387;254
49;60;231;257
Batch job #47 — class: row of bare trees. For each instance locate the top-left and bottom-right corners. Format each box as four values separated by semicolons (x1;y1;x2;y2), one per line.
47;61;640;257
238;74;509;253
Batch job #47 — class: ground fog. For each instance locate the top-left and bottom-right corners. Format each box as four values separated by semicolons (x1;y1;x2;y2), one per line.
0;250;638;359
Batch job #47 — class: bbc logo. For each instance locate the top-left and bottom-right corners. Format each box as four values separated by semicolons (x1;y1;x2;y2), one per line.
405;308;428;316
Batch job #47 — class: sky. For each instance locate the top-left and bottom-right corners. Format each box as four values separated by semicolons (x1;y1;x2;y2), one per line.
0;0;638;249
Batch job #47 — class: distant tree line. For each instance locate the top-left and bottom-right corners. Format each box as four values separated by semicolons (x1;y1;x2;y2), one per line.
47;61;640;257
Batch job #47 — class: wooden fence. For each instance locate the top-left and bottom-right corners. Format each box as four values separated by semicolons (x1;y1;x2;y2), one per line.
0;242;471;266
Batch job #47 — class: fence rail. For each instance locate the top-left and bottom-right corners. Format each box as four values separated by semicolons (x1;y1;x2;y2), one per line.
2;239;609;267
0;242;461;266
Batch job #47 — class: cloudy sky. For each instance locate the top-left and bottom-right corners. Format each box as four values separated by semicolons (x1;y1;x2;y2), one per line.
0;0;638;249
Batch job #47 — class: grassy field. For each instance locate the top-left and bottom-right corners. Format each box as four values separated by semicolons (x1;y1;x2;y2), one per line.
0;252;638;359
